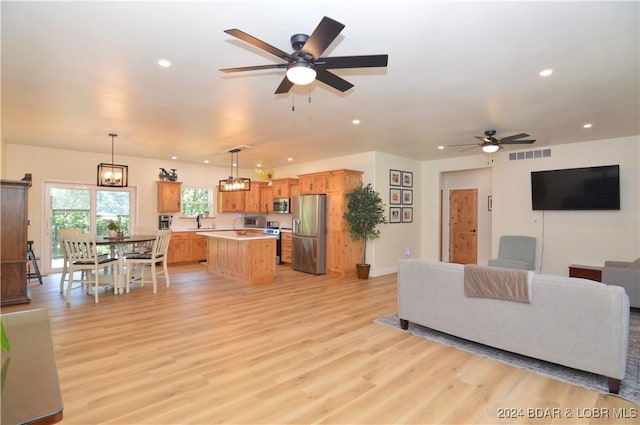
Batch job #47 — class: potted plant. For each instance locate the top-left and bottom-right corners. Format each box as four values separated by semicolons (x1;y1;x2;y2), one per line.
344;182;387;279
107;220;121;237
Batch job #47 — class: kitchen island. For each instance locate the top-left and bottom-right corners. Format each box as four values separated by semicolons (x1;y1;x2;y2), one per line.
198;231;277;284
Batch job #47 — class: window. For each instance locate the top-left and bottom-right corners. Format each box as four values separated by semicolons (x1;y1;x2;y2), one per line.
45;182;135;273
181;186;212;216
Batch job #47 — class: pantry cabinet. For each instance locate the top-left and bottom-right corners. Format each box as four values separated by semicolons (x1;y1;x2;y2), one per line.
157;181;182;213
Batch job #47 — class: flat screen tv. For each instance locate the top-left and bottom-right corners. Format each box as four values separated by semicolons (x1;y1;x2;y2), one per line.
531;165;620;210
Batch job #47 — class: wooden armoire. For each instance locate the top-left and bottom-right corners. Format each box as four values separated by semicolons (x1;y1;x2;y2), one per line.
1;174;32;306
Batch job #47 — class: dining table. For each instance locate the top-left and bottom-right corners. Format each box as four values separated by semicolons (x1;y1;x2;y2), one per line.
96;234;157;294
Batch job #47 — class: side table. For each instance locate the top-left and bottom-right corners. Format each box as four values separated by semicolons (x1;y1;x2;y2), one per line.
569;264;603;282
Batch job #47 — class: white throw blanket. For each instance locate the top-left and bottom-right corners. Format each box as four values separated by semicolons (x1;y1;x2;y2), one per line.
464;265;533;303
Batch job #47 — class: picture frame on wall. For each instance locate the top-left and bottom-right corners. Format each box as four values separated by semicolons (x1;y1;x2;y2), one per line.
390;169;402;186
402;189;413;205
390;188;402;205
402;207;413;223
401;171;413;187
389;207;401;223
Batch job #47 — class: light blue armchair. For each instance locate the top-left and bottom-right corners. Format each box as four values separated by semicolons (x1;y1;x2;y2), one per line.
602;258;640;308
488;235;536;271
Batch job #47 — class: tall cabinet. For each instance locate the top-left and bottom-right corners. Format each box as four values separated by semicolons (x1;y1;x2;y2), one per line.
1;174;32;306
298;169;363;277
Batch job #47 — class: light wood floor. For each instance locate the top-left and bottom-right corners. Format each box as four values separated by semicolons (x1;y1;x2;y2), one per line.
2;264;637;424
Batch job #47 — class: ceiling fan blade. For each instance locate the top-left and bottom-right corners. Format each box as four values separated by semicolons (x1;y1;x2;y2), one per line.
302;16;345;59
274;76;294;94
500;139;536;145
448;143;481;147
224;29;294;62
316;54;389;69
220;64;288;73
315;69;353;92
460;145;481;152
474;136;491;142
499;133;530;142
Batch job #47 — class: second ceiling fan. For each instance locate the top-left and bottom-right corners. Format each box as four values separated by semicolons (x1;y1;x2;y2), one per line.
450;130;536;153
220;16;389;94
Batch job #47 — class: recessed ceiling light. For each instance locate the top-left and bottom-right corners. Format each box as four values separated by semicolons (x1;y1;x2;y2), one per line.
204;160;209;164
438;145;445;150
171;156;177;160
583;123;593;129
287;157;293;162
352;119;361;125
256;163;262;168
158;59;172;68
539;69;553;77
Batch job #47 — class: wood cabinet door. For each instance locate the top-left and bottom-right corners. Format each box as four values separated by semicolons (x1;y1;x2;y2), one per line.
217;189;245;213
244;182;262;213
157;181;182;213
299;174;327;194
260;186;273;213
192;235;207;262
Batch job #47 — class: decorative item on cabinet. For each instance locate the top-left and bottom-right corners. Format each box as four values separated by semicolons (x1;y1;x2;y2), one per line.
159;168;178;181
1;174;32;306
157;181;182;213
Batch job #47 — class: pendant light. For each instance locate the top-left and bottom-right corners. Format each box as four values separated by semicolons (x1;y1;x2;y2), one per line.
97;133;129;187
219;148;251;192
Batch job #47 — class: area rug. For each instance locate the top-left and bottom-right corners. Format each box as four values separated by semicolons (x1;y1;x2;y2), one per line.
375;309;640;404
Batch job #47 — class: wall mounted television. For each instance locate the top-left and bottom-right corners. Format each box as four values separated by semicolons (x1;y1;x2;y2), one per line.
531;165;620;210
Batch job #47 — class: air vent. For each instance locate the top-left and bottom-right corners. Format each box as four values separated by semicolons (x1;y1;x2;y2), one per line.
509;148;551;161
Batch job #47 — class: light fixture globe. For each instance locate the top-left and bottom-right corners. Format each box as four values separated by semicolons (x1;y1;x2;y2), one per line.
482;144;500;153
286;62;316;85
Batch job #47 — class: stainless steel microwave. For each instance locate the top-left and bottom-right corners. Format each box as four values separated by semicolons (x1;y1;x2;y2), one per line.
273;197;290;214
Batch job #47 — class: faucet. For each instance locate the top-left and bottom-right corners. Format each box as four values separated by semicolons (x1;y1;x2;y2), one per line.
196;214;201;229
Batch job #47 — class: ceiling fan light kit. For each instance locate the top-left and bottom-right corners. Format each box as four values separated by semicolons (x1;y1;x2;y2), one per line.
220;16;388;94
482;144;500;153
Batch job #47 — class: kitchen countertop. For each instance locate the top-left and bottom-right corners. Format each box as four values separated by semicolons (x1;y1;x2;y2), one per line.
196;231;277;241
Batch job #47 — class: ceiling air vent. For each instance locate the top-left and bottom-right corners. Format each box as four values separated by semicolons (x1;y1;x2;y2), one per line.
509;148;551;161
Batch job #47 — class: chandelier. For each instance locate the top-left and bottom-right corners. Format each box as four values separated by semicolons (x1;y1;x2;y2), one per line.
219;148;251;192
97;133;128;187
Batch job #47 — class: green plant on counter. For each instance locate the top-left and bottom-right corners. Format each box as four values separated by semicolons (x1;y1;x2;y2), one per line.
1;320;9;352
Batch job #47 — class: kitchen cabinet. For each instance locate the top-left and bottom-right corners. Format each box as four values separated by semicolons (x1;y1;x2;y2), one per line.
167;231;208;265
281;232;292;263
298;172;328;194
244;182;264;213
157;181;182;213
271;178;299;198
1;174;32;306
217;187;245;213
260;186;273;213
324;170;363;277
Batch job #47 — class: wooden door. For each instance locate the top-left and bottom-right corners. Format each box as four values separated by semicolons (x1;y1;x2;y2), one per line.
448;189;477;264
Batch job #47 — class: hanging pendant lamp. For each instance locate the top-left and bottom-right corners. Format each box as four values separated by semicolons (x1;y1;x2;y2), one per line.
97;133;129;187
219;148;251;192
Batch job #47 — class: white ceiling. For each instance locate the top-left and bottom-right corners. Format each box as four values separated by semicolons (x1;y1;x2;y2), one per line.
2;1;639;169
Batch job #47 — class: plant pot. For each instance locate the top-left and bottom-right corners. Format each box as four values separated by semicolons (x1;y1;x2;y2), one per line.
356;264;371;279
108;230;117;237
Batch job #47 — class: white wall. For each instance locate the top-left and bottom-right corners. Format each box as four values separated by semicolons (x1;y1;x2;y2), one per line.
421;135;639;276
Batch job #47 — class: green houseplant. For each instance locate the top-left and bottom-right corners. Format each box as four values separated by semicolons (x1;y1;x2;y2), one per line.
343;183;387;279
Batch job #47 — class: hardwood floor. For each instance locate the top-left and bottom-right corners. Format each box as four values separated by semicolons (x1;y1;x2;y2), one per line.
2;264;637;424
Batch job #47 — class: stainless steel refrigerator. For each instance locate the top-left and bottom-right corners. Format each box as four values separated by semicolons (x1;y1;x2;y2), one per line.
291;194;326;274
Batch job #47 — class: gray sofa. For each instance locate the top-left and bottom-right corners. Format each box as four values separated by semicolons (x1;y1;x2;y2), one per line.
602;259;640;308
398;259;630;393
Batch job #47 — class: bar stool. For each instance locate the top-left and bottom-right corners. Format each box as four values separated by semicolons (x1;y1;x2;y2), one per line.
27;240;43;285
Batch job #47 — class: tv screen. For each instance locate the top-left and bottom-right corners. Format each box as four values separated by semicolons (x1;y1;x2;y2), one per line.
531;165;620;210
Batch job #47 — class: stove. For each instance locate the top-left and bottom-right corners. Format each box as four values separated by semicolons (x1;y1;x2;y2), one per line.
264;221;281;264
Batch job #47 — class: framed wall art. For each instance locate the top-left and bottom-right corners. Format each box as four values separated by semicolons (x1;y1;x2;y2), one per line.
401;171;413;187
402;189;413;205
390;169;402;186
402;207;413;223
390;188;402;205
389;207;401;223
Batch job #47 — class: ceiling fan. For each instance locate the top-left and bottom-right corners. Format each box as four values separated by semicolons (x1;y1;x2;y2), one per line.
449;130;536;153
219;16;389;94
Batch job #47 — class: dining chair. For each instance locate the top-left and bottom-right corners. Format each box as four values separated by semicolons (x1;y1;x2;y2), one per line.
58;228;82;293
124;227;157;257
125;230;172;294
62;234;120;303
